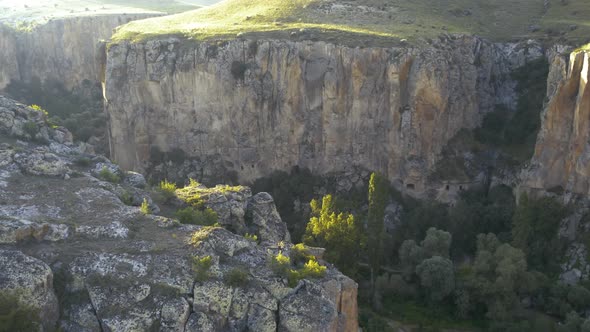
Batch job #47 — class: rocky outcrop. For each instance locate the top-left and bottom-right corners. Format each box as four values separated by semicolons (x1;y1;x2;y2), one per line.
523;47;590;194
0;94;358;331
104;35;542;195
0;14;158;91
0;249;60;331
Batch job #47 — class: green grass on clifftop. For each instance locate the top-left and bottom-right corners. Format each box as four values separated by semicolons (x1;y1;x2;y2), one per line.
111;0;590;46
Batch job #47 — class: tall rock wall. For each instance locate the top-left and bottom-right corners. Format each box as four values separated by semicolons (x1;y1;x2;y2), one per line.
523;47;590;194
104;36;542;192
0;14;158;92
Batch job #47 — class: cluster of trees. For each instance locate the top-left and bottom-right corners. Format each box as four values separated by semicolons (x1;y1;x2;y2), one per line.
295;170;587;331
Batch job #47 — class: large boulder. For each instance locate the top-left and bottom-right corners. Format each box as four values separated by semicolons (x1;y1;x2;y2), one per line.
0;249;59;331
248;192;291;244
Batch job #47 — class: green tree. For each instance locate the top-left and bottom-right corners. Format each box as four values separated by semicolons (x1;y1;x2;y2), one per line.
399;239;426;276
367;172;389;298
416;256;455;303
512;193;567;273
421;227;451;258
461;233;532;322
303;194;363;276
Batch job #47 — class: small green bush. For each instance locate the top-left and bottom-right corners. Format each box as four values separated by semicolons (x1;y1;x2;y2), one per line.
140;198;150;214
99;166;120;183
120;191;134;206
224;268;249;287
269;252;291;277
269;252;326;287
291;243;312;265
158;180;177;201
301;258;327;279
74;156;91;167
30;104;48;117
174;207;218;226
192;255;213;282
244;233;258;243
0;291;41;331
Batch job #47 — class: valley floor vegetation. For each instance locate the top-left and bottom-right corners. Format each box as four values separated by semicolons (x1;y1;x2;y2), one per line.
286;170;584;331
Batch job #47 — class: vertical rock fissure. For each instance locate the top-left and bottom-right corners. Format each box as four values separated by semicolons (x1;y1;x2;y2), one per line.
85;286;105;332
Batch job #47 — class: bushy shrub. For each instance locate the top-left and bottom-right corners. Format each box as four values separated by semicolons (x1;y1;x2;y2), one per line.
301;258;327;278
244;233;258;243
158;180;177;201
269;252;291;277
74;156;91;167
140;198;150;214
30;104;48;116
270;252;326;287
120;191;134;206
99;166;120;183
224;268;249;287
192;255;213;282
174;207;217;226
291;243;312;265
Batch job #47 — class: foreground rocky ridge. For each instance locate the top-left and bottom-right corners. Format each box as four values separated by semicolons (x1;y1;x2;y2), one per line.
0;95;358;331
104;35;543;196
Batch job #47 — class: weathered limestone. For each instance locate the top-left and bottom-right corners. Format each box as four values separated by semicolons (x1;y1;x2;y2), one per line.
0;249;60;331
104;36;542;195
0;14;158;91
523;47;590;194
0;94;359;332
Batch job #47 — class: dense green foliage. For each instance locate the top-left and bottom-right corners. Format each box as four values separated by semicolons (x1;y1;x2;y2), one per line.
158;180;177;201
99;166;120;183
303;194;363;276
512;193;568;274
174;207;218;226
269;251;327;287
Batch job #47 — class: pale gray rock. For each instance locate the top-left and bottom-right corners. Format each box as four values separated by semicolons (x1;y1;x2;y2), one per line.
105;37;543;197
123;171;147;188
14;150;70;176
160;297;191;332
0;249;59;331
248;192;291;244
0;217;69;243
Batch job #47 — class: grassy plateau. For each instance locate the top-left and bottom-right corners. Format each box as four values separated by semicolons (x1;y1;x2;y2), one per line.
111;0;590;47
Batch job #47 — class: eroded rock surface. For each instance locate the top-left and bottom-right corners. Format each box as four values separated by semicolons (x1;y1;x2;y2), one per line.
0;249;59;331
523;47;590;195
0;95;358;331
105;35;543;196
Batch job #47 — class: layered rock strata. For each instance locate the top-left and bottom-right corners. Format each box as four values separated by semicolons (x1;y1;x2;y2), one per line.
104;35;543;194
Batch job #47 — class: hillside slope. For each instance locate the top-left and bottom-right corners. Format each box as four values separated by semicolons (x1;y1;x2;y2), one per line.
112;0;590;46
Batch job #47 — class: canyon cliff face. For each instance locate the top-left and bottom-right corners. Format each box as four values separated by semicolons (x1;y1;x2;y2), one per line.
523;47;590;195
0;14;158;92
104;36;542;193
